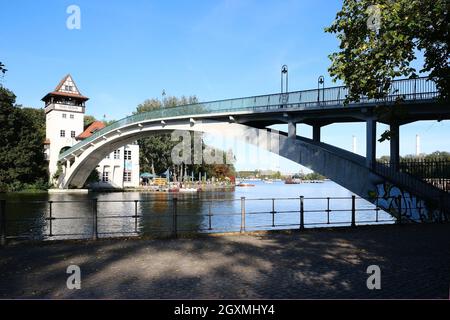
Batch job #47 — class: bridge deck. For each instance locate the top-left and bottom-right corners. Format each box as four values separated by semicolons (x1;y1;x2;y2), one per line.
59;77;446;161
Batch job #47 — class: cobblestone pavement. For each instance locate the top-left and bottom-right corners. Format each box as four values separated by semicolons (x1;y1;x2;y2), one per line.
0;224;449;299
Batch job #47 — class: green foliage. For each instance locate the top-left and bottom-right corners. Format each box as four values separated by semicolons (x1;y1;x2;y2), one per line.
378;151;450;162
238;170;281;179
84;169;100;186
135;95;199;114
302;172;326;180
135;95;235;179
402;151;450;161
0;61;6;75
325;0;449;102
84;115;116;128
140;133;177;175
0;87;48;192
84;115;96;127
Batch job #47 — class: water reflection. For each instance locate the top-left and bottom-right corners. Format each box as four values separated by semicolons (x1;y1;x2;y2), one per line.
0;181;394;240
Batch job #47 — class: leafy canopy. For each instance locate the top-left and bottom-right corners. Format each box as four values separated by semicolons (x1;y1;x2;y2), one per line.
325;0;449;102
0;87;48;192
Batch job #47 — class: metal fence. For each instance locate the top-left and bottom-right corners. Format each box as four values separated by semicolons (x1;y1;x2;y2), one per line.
377;160;450;193
3;194;448;245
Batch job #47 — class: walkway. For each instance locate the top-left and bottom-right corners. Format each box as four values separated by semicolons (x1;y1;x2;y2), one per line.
0;224;449;299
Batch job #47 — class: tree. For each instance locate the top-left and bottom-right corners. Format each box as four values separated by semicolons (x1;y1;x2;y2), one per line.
84;115;96;127
134;95;198;175
0;62;6;74
0;88;48;192
134;95;236;180
325;0;449;103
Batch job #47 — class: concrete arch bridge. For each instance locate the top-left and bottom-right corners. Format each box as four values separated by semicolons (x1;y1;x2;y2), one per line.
58;77;450;222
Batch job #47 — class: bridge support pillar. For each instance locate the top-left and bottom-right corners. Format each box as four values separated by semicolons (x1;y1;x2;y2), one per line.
390;123;400;171
312;125;321;142
366;119;377;169
66;160;71;171
288;121;297;140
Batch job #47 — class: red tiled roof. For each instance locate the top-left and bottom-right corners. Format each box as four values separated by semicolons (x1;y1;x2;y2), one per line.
77;121;106;140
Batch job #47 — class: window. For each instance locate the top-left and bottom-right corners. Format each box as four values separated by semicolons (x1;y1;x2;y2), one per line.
65;85;73;91
113;150;120;160
60;130;65;137
124;150;132;160
62;113;67;119
102;171;109;182
123;171;132;182
71;131;76;138
70;114;74;119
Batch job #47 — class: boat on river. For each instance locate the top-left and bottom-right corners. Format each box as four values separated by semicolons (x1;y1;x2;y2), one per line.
236;182;255;187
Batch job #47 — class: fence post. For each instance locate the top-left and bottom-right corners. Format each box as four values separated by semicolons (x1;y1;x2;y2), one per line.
48;201;53;237
351;195;356;227
134;200;139;233
397;195;402;224
271;198;275;227
172;197;178;238
92;199;98;240
0;200;6;246
375;197;379;223
208;201;212;231
326;197;330;224
240;197;246;233
299;196;304;230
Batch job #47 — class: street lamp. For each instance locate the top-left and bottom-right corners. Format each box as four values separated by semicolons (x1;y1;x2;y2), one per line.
161;89;166;106
317;76;325;104
281;65;288;93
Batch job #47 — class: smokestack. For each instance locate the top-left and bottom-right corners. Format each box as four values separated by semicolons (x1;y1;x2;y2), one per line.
352;135;357;153
416;134;421;156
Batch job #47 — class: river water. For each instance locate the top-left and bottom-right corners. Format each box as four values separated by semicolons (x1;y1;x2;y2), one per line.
0;181;394;240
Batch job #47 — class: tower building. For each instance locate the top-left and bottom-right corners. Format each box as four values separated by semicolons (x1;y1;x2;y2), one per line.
43;75;140;188
43;74;87;180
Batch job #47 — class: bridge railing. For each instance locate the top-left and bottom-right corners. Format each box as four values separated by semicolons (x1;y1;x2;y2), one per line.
59;77;439;160
1;194;448;245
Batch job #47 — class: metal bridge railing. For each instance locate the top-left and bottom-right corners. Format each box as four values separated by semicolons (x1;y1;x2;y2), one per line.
59;77;439;160
0;194;448;245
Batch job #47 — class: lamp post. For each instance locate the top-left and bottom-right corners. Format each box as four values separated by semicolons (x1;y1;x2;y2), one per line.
161;89;166;106
281;65;288;94
317;76;324;104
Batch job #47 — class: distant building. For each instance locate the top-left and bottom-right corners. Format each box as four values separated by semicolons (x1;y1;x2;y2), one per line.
43;74;140;188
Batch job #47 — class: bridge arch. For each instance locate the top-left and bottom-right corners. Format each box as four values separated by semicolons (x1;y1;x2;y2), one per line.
58;76;449;221
59;117;449;222
61;118;377;196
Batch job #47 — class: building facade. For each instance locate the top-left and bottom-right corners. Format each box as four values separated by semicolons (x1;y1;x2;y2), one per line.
44;74;140;188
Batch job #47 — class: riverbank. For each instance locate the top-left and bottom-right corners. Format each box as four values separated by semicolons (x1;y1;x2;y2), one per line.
1;184;235;195
1;223;449;299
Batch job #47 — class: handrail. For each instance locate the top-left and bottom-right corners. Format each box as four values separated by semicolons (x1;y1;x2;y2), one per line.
0;196;397;243
59;77;439;160
1;194;448;243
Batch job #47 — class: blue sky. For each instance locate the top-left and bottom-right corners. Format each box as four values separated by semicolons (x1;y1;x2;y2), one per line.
1;0;448;173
